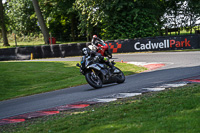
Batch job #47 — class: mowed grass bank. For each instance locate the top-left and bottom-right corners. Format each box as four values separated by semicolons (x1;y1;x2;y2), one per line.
2;84;200;133
0;61;146;101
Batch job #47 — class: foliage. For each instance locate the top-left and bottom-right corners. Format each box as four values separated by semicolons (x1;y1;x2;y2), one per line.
74;0;169;40
3;0;200;42
74;0;105;39
4;0;80;41
38;0;79;41
100;0;160;39
5;0;40;35
163;0;200;31
187;0;200;29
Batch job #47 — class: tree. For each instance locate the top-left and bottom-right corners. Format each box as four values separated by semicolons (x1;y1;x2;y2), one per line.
6;0;79;42
38;0;79;42
74;0;162;40
162;0;200;34
6;0;40;36
0;0;9;46
74;0;105;40
32;0;49;44
187;0;200;32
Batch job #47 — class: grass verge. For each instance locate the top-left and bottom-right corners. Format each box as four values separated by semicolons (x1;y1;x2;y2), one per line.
0;61;146;101
1;84;200;133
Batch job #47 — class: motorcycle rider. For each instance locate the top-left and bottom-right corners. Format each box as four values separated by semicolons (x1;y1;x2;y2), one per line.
82;47;116;73
91;35;106;51
91;35;102;46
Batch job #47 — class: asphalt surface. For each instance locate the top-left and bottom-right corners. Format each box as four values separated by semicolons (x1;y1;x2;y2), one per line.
0;51;200;119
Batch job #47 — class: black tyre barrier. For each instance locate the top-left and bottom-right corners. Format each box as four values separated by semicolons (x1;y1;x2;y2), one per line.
69;43;79;56
16;47;35;55
16;47;36;60
0;48;15;55
16;46;43;59
59;44;71;57
1;34;200;61
59;43;79;57
41;45;53;58
77;43;87;55
0;48;16;61
33;46;43;59
0;55;16;61
51;45;61;57
59;44;66;57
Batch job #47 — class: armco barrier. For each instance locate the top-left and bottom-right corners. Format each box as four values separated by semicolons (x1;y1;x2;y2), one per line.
0;35;200;61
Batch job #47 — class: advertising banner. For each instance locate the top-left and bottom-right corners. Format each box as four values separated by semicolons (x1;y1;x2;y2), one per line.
106;35;200;53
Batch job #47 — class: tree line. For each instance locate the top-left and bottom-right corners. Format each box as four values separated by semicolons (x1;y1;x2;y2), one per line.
0;0;200;46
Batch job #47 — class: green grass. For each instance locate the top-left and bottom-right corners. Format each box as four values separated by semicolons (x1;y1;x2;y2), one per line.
2;84;200;133
0;61;146;101
166;26;199;35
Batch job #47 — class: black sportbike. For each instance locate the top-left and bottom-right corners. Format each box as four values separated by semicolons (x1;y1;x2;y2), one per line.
76;49;125;88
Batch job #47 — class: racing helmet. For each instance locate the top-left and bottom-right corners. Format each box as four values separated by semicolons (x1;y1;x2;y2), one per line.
93;35;97;39
82;48;90;55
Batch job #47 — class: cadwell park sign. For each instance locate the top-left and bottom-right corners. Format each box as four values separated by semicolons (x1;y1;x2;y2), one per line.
134;38;191;51
107;35;200;53
0;34;200;61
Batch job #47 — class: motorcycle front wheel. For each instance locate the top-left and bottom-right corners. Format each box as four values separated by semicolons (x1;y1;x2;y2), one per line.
85;71;102;88
115;68;125;83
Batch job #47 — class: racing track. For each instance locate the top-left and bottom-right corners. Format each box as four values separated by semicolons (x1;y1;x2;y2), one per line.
0;51;200;120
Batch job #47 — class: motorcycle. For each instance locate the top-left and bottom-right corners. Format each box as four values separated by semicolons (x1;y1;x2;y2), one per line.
88;40;112;59
76;48;125;88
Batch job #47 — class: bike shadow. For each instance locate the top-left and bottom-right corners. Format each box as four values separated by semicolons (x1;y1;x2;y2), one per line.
86;83;119;91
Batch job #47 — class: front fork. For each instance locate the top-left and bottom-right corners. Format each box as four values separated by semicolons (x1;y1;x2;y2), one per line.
91;69;97;78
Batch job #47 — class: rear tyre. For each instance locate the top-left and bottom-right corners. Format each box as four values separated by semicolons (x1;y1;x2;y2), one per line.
85;71;102;88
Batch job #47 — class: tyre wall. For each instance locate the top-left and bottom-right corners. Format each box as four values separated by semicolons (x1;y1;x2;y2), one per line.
0;35;200;61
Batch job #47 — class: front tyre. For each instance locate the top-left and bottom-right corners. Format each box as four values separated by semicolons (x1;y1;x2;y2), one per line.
85;71;102;88
115;68;125;83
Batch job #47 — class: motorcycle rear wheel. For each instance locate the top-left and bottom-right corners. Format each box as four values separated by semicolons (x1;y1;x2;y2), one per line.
85;71;102;88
